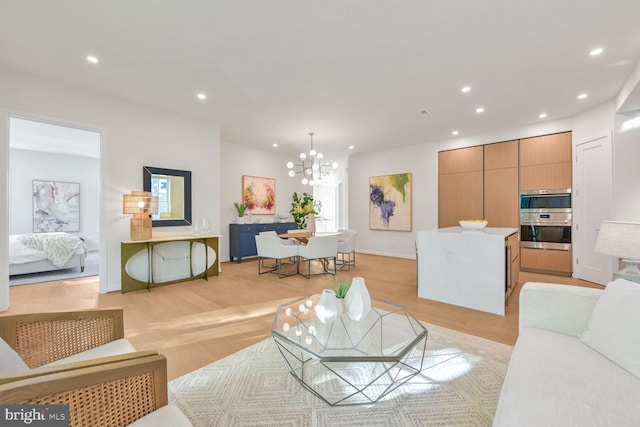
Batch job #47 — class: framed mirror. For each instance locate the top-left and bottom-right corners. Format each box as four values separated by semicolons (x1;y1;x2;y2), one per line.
143;166;192;227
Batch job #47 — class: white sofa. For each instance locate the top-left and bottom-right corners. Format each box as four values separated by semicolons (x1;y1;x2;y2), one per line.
493;280;640;427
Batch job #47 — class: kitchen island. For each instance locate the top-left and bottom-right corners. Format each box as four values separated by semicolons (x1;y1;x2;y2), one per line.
417;227;519;315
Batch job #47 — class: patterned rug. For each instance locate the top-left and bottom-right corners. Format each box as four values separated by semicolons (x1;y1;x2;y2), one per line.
168;322;513;427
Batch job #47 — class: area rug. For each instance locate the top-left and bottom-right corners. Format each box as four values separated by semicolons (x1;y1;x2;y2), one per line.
9;252;99;286
168;322;513;427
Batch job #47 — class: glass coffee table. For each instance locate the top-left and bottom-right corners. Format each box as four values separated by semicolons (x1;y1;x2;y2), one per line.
271;295;428;406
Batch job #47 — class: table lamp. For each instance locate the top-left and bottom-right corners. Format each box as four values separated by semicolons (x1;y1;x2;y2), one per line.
123;191;158;241
594;220;640;282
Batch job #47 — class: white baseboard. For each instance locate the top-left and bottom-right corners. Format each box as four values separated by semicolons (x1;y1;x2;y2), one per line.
356;249;416;260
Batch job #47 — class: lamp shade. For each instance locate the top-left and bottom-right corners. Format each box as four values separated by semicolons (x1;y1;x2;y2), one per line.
123;191;158;241
123;191;158;215
595;221;640;260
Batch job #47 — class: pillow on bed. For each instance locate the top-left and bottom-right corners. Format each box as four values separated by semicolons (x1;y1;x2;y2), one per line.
0;337;29;371
580;278;640;378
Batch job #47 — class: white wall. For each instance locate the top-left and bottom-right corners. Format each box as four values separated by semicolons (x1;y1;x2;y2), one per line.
571;101;615;144
0;66;220;302
349;143;438;259
219;141;306;262
0;107;9;310
9;149;101;250
613;114;640;221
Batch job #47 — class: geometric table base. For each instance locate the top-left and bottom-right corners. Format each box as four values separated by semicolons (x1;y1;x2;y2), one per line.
271;296;429;406
273;333;428;406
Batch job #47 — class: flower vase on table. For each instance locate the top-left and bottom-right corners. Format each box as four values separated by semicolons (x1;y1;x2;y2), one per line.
344;277;371;321
306;213;316;235
314;289;342;324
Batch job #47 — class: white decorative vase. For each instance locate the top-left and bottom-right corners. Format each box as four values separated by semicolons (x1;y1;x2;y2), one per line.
306;213;316;234
237;216;245;224
314;289;342;324
344;277;371;322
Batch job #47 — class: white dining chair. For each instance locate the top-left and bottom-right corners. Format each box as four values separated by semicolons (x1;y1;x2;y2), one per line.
337;231;357;270
259;230;294;245
297;235;338;278
254;234;299;278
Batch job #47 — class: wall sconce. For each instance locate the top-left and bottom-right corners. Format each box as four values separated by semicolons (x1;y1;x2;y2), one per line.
595;220;640;283
123;191;158;241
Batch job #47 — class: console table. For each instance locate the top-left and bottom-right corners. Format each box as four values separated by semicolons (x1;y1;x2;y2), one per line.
121;234;219;293
229;222;297;263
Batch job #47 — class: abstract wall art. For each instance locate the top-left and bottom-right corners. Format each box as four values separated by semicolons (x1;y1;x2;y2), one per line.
242;175;276;215
369;173;412;231
32;180;80;232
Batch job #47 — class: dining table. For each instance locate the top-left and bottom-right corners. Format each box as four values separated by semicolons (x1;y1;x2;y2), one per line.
277;231;342;245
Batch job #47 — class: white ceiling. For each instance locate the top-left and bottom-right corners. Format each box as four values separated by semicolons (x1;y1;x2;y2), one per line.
1;1;640;160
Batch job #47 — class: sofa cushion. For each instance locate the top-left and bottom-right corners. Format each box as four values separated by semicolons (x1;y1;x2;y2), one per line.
0;338;29;371
580;278;640;378
126;404;192;427
42;338;136;367
493;328;640;426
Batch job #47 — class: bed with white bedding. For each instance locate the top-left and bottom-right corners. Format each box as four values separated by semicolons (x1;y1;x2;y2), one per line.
9;232;88;277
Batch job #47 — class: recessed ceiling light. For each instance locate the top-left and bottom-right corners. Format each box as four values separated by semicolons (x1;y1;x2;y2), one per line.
349;145;354;150
86;55;99;64
590;47;604;56
476;107;484;113
539;113;547;119
461;86;471;93
272;143;278;148
197;93;207;100
452;130;459;135
577;93;588;100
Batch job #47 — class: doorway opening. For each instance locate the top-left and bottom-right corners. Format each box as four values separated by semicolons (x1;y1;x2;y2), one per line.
8;116;101;286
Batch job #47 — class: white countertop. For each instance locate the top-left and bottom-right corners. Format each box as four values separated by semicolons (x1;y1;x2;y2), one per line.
426;226;518;237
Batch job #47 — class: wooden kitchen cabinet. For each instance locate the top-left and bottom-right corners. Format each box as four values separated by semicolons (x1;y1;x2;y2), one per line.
506;232;520;300
484;140;519;228
484;139;518;169
439;145;484;174
521;247;572;274
438;146;484;228
520;132;572;165
520;132;572;190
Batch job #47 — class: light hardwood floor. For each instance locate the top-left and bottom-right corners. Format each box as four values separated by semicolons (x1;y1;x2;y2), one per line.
3;254;601;380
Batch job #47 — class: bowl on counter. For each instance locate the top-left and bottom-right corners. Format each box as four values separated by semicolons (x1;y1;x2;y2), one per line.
459;220;488;230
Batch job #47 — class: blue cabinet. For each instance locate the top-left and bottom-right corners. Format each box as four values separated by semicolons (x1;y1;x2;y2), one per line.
229;222;298;263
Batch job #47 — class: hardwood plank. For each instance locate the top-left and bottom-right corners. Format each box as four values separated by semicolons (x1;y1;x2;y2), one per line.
2;254;599;380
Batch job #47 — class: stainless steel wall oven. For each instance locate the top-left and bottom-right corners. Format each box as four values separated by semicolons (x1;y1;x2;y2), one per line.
520;189;572;251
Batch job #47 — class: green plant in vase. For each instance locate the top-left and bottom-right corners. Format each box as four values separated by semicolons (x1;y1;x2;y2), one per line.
234;202;248;217
335;278;352;299
290;192;317;229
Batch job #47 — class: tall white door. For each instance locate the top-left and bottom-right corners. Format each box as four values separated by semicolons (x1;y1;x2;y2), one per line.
574;134;613;285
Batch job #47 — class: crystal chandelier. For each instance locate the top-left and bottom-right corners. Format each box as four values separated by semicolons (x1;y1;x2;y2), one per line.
287;132;338;186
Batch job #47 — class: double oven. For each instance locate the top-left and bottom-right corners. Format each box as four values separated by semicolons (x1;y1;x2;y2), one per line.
520;189;572;251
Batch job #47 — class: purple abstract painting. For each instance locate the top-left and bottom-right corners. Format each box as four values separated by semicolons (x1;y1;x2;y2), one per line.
369;173;412;231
